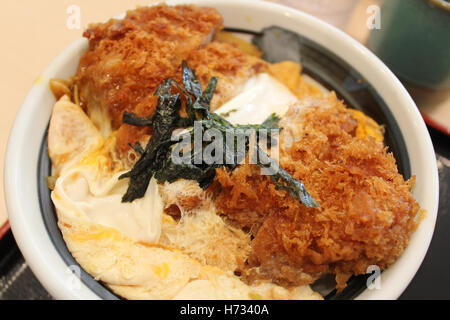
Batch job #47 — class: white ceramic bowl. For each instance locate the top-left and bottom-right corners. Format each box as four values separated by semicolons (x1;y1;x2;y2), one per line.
4;0;439;300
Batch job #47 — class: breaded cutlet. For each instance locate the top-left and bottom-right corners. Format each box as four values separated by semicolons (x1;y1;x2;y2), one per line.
215;94;419;289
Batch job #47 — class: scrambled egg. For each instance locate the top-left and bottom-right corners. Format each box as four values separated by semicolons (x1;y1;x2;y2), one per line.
348;109;384;142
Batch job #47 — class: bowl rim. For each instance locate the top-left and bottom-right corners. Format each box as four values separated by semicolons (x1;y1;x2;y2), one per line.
4;0;439;300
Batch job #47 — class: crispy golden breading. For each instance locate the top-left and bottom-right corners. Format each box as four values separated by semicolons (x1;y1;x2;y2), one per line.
75;5;223;133
114;41;266;156
75;5;268;157
215;94;419;287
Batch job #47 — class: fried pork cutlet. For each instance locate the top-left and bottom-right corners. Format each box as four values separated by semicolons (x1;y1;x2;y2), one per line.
75;5;266;157
215;94;419;289
75;5;223;135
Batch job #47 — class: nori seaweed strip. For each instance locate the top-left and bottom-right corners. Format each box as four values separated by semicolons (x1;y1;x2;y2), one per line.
258;148;319;208
203;77;218;104
182;60;203;99
120;81;183;202
120;61;319;208
128;142;144;155
122;112;153;127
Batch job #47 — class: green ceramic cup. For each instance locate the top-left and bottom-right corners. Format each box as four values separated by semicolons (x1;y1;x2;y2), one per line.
368;0;450;90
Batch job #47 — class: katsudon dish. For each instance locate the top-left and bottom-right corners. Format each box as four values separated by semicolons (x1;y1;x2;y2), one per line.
47;4;420;299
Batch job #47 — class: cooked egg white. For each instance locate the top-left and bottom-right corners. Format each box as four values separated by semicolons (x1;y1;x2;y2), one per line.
172;272;321;300
52;169;163;243
215;73;298;124
49;95;164;244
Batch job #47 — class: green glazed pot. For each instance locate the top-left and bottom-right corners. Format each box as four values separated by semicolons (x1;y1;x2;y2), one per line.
368;0;450;89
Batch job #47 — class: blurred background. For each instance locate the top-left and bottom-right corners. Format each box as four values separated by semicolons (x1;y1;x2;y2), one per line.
0;0;449;299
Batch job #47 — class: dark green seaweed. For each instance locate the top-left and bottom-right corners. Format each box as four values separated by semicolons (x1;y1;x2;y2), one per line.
120;61;319;208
